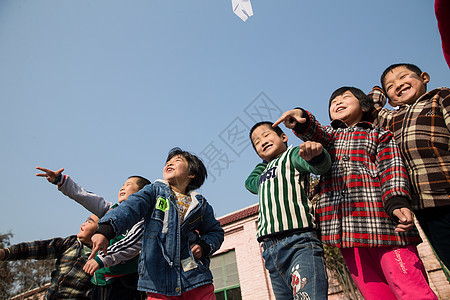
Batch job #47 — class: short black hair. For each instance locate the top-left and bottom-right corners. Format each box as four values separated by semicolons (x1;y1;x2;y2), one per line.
166;147;207;192
380;63;423;91
249;121;286;151
128;176;151;190
329;86;374;122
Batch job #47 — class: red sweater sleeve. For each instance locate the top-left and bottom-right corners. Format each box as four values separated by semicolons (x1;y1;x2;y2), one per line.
435;0;450;68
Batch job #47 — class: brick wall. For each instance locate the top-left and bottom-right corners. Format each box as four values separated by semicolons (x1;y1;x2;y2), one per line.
216;204;450;300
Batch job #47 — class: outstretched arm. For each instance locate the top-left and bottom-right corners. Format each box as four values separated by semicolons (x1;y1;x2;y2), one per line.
2;236;76;261
36;166;112;217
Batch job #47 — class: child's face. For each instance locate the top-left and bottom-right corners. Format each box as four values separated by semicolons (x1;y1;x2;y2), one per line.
383;66;430;107
251;124;288;162
329;91;364;126
118;177;141;203
77;214;99;245
163;154;194;193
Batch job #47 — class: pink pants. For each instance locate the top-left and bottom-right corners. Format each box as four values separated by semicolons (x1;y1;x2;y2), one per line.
340;246;437;300
147;284;215;300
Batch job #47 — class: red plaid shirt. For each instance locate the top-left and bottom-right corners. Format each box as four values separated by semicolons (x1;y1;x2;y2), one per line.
294;110;421;248
370;87;450;209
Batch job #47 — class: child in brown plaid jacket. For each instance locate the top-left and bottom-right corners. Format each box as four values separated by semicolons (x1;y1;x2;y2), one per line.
370;63;450;271
0;214;99;299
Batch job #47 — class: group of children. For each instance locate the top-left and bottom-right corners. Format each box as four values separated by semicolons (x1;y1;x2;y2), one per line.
1;148;224;299
247;63;449;300
1;62;448;300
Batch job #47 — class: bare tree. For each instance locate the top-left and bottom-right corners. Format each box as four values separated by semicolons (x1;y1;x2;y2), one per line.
0;232;55;298
0;232;14;299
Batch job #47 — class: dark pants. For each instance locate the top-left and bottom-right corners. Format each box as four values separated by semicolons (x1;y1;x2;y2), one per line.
414;205;450;270
91;272;145;300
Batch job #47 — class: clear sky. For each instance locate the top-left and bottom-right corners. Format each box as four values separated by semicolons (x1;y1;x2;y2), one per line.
0;0;448;245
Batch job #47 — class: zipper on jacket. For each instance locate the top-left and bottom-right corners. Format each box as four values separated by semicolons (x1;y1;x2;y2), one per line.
180;198;204;230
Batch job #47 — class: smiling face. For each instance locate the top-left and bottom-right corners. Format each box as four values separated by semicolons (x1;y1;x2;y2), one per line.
77;214;99;245
118;177;141;203
329;90;365;126
251;124;288;162
383;66;430;107
163;154;195;194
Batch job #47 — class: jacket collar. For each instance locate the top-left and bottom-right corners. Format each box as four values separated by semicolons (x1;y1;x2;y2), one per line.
330;119;374;130
154;179;202;213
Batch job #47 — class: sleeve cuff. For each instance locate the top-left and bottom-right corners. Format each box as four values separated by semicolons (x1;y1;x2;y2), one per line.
308;150;326;165
96;224;115;240
385;196;411;220
52;174;62;185
94;256;105;268
292;108;310;135
198;240;212;258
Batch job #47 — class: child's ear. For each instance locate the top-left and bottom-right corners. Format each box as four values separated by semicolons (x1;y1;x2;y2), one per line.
420;72;430;84
281;133;288;143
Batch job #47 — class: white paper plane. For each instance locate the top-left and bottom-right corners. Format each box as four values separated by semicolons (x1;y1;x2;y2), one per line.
232;0;253;22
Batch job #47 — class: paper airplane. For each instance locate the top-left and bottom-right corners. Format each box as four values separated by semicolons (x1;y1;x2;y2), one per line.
232;0;253;22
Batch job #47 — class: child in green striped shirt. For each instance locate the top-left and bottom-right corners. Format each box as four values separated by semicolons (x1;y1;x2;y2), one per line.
245;121;331;300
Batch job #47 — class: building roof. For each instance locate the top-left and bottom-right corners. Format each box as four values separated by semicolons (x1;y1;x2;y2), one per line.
218;203;259;226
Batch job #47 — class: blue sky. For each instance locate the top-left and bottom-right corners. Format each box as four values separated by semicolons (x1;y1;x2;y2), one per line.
0;0;448;245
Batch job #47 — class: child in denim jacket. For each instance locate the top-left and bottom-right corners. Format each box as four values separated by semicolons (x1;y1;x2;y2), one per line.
89;148;224;299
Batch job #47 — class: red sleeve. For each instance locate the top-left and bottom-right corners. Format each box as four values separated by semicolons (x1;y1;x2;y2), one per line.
435;0;450;68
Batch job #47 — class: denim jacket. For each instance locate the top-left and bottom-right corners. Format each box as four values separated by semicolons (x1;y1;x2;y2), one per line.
98;180;224;296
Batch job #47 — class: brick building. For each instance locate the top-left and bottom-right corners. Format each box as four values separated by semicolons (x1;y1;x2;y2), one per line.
212;203;450;300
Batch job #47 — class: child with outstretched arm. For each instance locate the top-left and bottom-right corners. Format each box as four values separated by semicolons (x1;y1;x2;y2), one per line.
36;166;150;300
245;121;331;299
0;214;99;299
89;148;224;299
274;86;437;300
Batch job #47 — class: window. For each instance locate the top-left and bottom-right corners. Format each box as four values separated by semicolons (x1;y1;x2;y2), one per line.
210;250;242;300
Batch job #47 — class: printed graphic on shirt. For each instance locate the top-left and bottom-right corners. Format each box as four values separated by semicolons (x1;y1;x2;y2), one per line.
174;191;192;222
291;264;310;300
258;166;277;185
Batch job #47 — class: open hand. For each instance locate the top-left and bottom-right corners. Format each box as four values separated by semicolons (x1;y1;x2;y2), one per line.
36;166;64;183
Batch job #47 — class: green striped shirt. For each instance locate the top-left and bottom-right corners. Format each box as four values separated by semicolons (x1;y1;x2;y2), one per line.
245;146;331;238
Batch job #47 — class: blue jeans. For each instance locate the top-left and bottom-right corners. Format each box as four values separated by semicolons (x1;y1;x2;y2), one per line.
261;231;328;300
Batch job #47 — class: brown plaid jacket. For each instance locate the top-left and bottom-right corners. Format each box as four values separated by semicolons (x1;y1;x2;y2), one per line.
3;235;92;299
369;87;450;209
